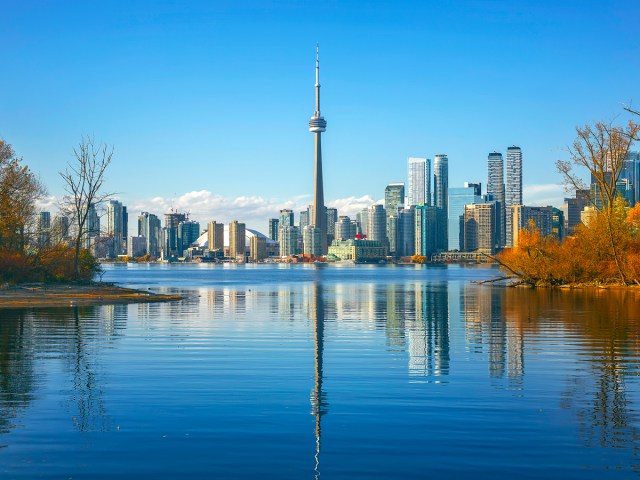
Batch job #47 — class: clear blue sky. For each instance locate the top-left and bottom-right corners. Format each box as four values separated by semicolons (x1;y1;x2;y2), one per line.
2;0;639;229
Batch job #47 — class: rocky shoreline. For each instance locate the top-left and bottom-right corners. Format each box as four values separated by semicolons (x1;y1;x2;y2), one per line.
0;282;184;309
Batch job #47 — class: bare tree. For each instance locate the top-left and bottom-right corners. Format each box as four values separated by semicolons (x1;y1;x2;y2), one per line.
556;120;640;283
59;136;114;279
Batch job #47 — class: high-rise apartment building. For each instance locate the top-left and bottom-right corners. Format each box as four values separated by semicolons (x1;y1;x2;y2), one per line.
84;203;100;253
268;218;279;241
367;204;387;251
487;152;506;249
512;205;553;247
51;215;70;245
448;184;484;251
357;208;368;236
385;183;405;216
37;211;51;247
505;146;523;247
138;212;161;257
397;207;415;257
279;225;300;257
408;157;431;206
414;205;437;258
250;234;267;262
280;209;295;227
208;221;224;252
335;216;354;241
433;154;448;251
229;220;246;261
164;212;187;258
106;200;124;257
463;203;496;255
326;207;338;245
564;189;590;235
178;220;200;256
303;225;323;257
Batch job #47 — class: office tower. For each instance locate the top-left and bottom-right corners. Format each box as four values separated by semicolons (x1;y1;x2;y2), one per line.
229;220;246;260
303;225;323;257
208;221;224;252
326;207;338;245
279;225;299;257
505;146;523;247
37;211;51;247
463;203;496;254
385;183;405;216
280;209;295;227
487;152;506;249
512;205;553;247
564;189;590;235
396;207;415;257
551;208;565;242
250;234;266;262
138;212;161;257
408;157;431;206
309;45;328;254
620;151;640;204
387;213;398;256
433;154;448;251
367;204;387;251
466;182;482;196
51;215;70;244
414;205;437;258
178;220;200;256
106;200;124;256
448;184;484;251
268;218;279;241
356;208;368;236
84;203;100;251
122;206;128;253
165;212;187;258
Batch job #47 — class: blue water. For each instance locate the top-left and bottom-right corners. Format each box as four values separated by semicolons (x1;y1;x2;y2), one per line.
1;263;639;479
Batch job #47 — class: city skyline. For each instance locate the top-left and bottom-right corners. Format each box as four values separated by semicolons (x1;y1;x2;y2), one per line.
3;1;639;231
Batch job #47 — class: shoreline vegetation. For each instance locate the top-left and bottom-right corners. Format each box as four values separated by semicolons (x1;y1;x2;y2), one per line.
0;282;184;309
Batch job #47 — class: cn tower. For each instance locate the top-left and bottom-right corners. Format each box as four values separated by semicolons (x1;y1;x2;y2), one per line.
309;44;328;254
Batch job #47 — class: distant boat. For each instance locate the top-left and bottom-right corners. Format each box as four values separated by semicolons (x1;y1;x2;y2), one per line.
313;260;328;266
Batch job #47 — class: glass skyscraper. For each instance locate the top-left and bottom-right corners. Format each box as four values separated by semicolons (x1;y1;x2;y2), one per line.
448;184;484;251
505;146;523;247
408;157;431;206
487;152;506;249
433;154;448;251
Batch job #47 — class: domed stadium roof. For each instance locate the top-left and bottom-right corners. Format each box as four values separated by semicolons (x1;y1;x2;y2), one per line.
195;225;277;249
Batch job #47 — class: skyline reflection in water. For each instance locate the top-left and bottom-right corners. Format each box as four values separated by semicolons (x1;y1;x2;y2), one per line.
0;265;639;478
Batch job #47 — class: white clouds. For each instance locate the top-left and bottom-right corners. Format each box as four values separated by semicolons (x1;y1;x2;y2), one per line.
328;195;382;218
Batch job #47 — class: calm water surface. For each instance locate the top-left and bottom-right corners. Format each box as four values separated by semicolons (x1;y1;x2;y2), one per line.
1;263;639;479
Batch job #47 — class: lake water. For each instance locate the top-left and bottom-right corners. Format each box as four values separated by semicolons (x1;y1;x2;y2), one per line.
1;263;640;479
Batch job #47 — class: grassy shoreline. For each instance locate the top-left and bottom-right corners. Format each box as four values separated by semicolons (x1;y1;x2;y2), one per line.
0;282;184;309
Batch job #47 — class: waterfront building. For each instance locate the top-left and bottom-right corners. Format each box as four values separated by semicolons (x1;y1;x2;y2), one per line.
250;234;267;262
487;152;506;249
279;225;300;257
621;151;639;204
178;220;200;256
367;204;387;252
328;238;386;262
387;213;398;256
396;207;415;257
128;235;146;257
207;221;224;252
84;203;100;254
106;200;125;257
303;225;323;257
505;146;523;247
299;208;309;230
138;212;161;257
309;45;328;254
448;184;484;251
268;218;279;241
51;215;70;245
433;154;448;251
463;203;496;255
408;157;431;206
122;206;128;253
512;205;553;247
414;204;437;258
229;221;246;261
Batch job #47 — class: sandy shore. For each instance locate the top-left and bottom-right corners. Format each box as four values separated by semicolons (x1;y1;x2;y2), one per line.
0;283;184;309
